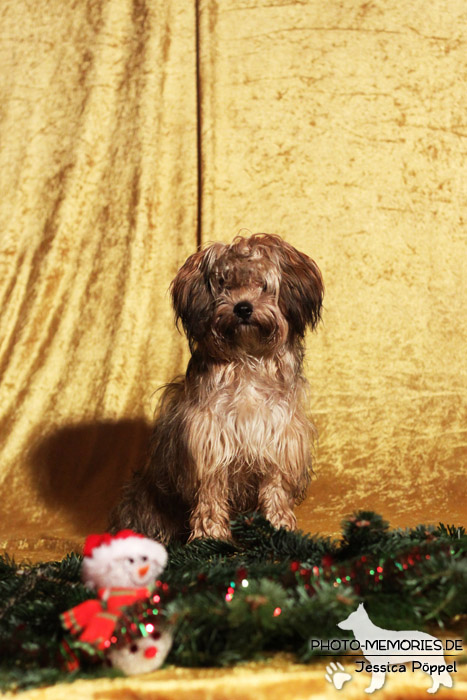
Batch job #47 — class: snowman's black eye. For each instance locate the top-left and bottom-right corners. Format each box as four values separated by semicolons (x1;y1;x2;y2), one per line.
141;556;148;562
128;557;134;564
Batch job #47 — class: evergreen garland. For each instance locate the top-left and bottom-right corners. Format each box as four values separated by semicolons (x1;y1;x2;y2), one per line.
0;511;466;692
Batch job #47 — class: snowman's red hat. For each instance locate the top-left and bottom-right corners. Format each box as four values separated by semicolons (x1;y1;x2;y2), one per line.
83;529;167;568
83;530;145;558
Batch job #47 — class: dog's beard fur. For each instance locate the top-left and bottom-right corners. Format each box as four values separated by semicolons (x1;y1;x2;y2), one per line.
110;233;324;543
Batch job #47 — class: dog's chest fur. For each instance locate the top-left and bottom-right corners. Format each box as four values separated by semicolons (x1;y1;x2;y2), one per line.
186;356;308;478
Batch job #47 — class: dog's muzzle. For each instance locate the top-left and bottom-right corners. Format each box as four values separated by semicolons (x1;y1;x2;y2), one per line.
234;301;253;321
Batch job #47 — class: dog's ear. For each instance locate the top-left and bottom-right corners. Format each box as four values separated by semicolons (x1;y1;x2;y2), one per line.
274;239;324;336
171;243;222;349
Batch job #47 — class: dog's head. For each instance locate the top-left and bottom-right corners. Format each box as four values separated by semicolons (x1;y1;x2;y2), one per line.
337;603;368;631
171;233;323;358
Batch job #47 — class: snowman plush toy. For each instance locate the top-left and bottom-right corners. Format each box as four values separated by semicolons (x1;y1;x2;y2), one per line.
61;529;172;675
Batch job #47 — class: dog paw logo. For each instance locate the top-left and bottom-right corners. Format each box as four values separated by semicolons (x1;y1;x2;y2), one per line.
325;661;352;690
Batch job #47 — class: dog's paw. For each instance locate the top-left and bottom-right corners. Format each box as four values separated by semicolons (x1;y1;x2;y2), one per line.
189;523;232;542
267;510;297;531
324;661;352;690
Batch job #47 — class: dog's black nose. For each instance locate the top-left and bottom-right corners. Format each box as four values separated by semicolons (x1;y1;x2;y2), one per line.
234;301;253;320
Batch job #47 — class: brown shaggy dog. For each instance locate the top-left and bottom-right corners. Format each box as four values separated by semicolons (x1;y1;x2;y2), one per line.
111;233;324;542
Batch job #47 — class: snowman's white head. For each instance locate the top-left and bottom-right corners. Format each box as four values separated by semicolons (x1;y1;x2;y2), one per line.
82;530;168;590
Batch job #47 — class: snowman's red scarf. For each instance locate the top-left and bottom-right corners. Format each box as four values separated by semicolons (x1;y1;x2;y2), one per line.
61;586;152;650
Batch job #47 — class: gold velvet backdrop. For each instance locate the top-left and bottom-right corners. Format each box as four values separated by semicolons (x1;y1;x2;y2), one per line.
0;0;466;696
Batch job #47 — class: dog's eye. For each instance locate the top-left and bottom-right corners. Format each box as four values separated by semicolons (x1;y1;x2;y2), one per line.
218;277;225;288
262;282;267;292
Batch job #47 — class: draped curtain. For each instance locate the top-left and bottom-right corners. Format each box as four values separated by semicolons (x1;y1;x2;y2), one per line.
1;0;465;562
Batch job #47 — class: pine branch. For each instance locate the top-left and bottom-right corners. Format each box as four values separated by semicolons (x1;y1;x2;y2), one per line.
0;510;466;692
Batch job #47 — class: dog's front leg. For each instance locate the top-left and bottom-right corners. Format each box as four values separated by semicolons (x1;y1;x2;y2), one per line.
365;669;386;693
189;475;231;541
258;471;296;531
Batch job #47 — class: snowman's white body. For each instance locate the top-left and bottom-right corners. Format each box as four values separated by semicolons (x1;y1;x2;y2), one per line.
108;628;173;674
